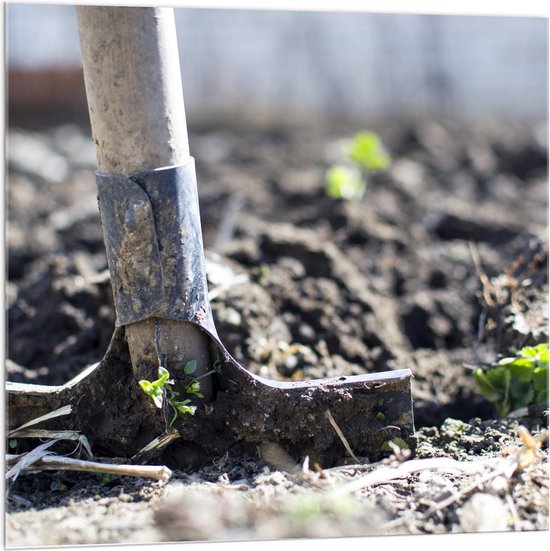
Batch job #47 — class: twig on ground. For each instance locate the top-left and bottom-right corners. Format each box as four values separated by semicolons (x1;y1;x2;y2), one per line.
21;455;173;482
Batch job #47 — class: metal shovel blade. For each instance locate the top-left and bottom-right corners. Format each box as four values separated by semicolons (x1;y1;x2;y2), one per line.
7;325;414;467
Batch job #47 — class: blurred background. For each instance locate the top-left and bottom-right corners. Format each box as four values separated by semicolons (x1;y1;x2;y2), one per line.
5;4;548;128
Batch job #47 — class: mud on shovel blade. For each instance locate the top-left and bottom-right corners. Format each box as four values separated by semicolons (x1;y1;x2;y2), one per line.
6;6;415;467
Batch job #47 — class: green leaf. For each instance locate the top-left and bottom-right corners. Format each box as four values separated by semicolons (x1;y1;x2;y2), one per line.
532;366;548;391
508;359;536;381
535;388;548;405
325;165;365;202
476;343;548;416
474;369;503;402
184;360;198;375
150;366;171;389
151;390;164;408
175;400;197;416
486;366;510;388
347;132;391;172
139;380;154;395
519;345;541;359
186;381;201;395
158;366;170;382
509;380;534;406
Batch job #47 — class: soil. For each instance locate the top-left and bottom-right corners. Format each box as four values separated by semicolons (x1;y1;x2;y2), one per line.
4;117;549;546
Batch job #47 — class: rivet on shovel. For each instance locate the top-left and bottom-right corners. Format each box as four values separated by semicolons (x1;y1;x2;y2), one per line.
6;6;415;468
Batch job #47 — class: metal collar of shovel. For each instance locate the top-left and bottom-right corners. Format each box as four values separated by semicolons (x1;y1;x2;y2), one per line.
7;158;415;468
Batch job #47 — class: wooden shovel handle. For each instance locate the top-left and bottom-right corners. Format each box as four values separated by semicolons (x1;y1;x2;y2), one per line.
76;6;190;173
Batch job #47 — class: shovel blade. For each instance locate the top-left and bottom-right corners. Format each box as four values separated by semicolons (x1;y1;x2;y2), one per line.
7;327;414;467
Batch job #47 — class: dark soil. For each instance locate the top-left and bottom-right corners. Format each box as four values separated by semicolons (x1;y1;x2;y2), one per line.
4;118;549;545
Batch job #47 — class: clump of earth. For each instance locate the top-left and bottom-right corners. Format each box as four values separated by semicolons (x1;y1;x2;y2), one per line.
5;117;548;545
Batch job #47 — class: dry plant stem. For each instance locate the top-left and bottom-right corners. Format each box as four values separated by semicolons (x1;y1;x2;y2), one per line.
5;441;58;482
76;6;212;396
8;405;72;435
131;428;180;464
325;409;360;463
25;455;173;482
468;241;495;306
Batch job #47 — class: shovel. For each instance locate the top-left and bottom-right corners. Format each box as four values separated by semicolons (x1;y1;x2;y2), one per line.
7;6;414;468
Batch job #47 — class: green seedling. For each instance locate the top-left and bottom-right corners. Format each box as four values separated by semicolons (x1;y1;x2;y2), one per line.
139;363;202;425
185;380;204;399
139;366;171;408
347;131;391;172
325;165;365;202
325;131;391;202
475;343;548;417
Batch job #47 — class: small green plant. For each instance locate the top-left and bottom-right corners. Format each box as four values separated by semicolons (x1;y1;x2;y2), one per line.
348;131;391;172
139;366;171;408
97;473;120;487
325;131;391;202
475;343;548;417
139;361;202;425
325;165;365;202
